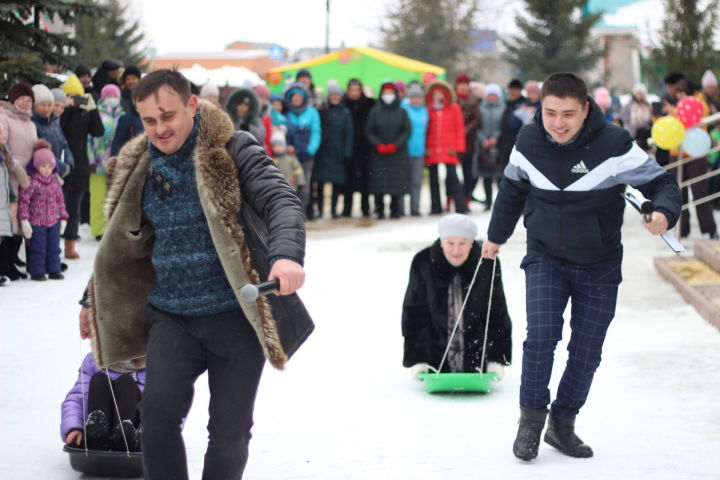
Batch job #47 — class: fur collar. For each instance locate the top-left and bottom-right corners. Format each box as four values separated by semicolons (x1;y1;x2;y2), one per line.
99;100;288;369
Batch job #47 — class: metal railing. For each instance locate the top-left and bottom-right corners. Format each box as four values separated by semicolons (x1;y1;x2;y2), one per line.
655;111;720;238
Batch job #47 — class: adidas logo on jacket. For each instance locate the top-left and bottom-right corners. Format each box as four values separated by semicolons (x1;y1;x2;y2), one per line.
487;97;681;268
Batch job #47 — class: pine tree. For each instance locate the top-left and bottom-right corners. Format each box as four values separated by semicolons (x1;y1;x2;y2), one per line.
380;0;479;77
0;1;103;93
502;0;603;81
73;0;148;70
649;0;720;85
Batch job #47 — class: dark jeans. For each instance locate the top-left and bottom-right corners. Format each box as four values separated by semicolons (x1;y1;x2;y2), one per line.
460;151;477;198
141;304;265;480
300;160;314;218
428;164;467;213
520;256;621;419
375;194;403;218
63;184;87;240
87;372;141;451
342;170;371;217
27;223;61;276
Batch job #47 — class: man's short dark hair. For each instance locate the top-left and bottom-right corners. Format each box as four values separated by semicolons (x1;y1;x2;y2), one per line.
508;78;523;90
133;69;192;104
541;72;588;104
663;72;685;85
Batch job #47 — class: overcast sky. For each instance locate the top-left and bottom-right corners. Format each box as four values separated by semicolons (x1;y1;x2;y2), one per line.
128;0;664;56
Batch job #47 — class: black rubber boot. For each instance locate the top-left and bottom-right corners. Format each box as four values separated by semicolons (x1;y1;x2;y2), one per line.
544;415;594;458
85;410;109;450
109;419;137;452
513;406;548;461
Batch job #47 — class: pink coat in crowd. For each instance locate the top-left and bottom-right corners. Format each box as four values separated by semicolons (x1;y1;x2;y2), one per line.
0;100;38;196
18;172;68;227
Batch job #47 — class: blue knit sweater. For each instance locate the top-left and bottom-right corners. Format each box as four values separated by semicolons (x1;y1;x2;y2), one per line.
142;114;240;316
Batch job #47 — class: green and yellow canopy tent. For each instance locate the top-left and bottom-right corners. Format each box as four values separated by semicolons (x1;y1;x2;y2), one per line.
266;46;446;95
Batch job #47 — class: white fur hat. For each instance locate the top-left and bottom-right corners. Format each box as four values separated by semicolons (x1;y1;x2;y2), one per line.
438;214;478;240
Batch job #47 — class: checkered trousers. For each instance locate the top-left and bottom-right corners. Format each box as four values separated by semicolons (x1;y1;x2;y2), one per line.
520;255;622;419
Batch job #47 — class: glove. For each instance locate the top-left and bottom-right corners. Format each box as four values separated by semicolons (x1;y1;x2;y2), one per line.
385;143;398;154
79;94;97;112
486;362;505;381
60;220;67;235
21;219;32;239
409;362;430;380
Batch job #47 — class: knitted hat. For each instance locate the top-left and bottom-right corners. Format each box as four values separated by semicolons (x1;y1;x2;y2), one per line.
32;139;55;170
121;66;141;83
74;65;91;78
455;73;471;85
61;75;85;96
31;84;54;105
270;130;286;146
508;78;523;90
200;81;220;98
326;83;343;96
407;83;424;98
51;88;67;104
8;82;34;104
702;70;717;88
253;84;270;99
632;83;648;96
394;81;406;94
101;59;122;71
593;87;611;109
269;93;282;103
101;84;121;100
483;83;502;100
438;214;478;240
296;68;311;80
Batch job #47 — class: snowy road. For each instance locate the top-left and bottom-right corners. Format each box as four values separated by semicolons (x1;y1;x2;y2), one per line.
2;205;719;479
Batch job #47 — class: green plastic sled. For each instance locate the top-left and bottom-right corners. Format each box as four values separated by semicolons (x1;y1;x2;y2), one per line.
417;372;497;393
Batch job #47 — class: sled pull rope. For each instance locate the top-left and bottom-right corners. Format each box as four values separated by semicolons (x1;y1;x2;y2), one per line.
479;258;497;375
436;255;488;374
103;369;132;457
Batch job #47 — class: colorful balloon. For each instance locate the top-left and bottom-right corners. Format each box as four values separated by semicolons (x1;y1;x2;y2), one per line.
681;127;712;158
651;116;685;150
676;96;704;128
267;71;282;86
422;72;437;85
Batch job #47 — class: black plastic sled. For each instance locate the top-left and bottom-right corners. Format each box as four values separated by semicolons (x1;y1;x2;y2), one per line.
63;445;143;478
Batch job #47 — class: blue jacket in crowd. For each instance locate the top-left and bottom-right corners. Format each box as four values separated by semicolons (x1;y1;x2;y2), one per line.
32;112;74;176
284;83;321;163
488;97;681;268
111;103;144;156
402;101;429;158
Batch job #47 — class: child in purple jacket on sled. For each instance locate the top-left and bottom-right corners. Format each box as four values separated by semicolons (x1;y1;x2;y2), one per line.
61;352;145;451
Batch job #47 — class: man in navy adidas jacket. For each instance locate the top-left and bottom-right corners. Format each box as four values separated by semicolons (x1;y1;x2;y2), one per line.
482;73;681;462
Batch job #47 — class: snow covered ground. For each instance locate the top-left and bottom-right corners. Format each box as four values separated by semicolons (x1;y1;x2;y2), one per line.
2;203;719;479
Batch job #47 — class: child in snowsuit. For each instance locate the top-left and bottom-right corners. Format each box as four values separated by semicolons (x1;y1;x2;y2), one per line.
18;140;68;281
61;352;145;452
270;131;306;192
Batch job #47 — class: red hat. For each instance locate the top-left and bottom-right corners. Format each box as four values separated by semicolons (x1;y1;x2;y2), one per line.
455;73;471;85
8;82;34;105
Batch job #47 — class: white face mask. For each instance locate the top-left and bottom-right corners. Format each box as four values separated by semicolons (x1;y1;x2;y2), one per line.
381;93;396;105
104;97;120;109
